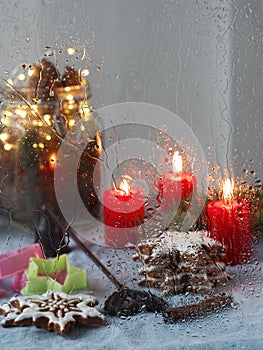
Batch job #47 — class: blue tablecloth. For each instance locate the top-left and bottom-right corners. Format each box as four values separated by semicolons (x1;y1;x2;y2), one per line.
0;222;263;350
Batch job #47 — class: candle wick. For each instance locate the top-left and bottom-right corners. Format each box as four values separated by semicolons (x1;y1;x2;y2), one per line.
223;198;231;206
118;188;127;196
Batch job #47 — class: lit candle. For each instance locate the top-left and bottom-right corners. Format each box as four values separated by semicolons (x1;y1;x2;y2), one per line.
206;179;252;265
103;178;145;248
158;151;196;206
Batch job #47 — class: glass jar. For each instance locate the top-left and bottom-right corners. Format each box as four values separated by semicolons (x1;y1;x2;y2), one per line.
0;75;102;255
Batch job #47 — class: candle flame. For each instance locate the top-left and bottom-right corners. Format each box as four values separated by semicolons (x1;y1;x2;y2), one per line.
117;178;130;196
223;178;233;200
172;151;182;173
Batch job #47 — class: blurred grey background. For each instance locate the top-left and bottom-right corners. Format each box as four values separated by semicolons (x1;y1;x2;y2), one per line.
0;0;262;185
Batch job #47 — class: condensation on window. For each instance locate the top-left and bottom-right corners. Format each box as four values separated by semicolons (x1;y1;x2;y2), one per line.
0;0;262;348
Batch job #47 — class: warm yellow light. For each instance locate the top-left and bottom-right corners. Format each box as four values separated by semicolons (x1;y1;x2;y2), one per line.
17;73;26;81
1;117;10;126
66;94;74;100
44;114;52;126
28;68;34;77
38;143;45;149
33;120;43;126
0;133;8;141
96;133;102;153
45;135;52;141
4;143;12;151
65;86;71;92
81;68;90;77
116;178;131;197
172;151;182;173
68;119;76;128
33;143;38;148
7;78;13;85
222;178;233;200
67;47;75;55
15;108;27;119
83;106;90;114
31;105;38;112
49;153;57;169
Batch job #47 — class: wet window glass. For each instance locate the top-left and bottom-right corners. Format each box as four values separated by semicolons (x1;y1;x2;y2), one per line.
0;0;262;348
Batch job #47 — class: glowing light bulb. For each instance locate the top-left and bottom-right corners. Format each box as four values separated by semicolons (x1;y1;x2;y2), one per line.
4;143;12;151
28;68;34;77
67;47;75;55
68;119;76;128
0;133;8;141
15;108;27;119
81;68;90;77
49;153;57;169
66;94;74;101
44;114;52;126
84;106;90;113
17;73;26;81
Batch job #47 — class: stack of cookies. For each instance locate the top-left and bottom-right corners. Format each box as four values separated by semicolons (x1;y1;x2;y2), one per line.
133;230;230;295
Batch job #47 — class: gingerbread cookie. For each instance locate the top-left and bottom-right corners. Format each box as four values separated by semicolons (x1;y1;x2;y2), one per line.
133;230;230;295
0;291;106;334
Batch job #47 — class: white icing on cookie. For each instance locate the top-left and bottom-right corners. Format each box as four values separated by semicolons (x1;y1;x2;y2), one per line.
0;291;106;333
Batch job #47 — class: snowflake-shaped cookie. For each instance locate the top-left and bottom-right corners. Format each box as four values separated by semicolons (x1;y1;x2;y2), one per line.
0;291;106;334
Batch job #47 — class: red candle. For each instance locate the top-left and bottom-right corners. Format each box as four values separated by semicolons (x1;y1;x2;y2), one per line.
104;179;145;248
158;151;196;207
207;179;252;265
